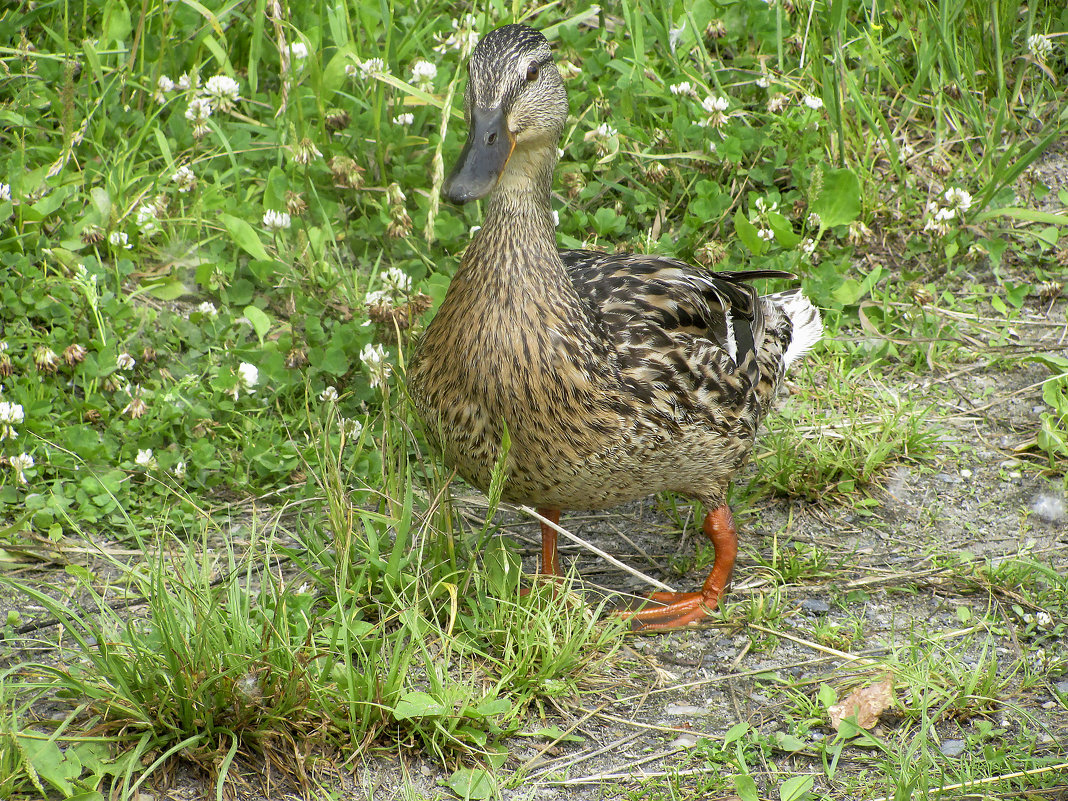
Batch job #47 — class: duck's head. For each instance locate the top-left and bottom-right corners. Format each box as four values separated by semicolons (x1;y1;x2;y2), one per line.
443;24;568;204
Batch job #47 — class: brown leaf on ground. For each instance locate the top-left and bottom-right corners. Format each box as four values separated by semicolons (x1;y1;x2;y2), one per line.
828;676;895;730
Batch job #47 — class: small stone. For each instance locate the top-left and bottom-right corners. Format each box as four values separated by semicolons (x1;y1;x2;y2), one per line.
669;733;700;749
800;599;831;615
936;472;963;484
1054;680;1068;695
940;739;965;757
665;703;707;716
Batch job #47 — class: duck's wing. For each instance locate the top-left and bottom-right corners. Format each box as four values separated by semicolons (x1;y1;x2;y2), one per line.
560;249;795;397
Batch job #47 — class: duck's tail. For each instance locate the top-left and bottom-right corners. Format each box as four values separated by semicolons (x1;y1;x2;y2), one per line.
768;289;822;369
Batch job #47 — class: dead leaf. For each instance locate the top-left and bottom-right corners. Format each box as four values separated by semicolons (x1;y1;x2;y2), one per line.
828;675;895;730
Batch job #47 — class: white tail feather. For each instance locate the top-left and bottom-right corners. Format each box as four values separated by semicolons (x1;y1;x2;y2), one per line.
775;291;823;369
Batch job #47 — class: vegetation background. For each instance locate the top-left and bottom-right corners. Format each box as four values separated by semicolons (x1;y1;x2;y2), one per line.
0;0;1066;798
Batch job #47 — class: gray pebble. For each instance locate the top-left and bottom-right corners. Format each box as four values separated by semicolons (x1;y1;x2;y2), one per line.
940;739;966;757
800;599;831;614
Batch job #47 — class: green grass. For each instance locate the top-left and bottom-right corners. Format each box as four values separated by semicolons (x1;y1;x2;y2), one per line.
1;0;1067;798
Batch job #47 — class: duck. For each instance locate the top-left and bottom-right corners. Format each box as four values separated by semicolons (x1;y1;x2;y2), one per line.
407;23;822;629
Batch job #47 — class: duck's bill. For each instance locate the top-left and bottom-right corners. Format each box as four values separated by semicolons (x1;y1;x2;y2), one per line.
443;107;514;203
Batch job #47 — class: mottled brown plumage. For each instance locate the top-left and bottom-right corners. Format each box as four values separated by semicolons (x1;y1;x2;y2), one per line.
408;24;822;628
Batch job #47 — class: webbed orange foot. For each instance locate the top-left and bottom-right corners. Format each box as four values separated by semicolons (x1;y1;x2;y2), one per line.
620;589;723;630
617;504;737;632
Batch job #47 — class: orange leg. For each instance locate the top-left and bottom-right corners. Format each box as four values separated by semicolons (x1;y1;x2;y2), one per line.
621;505;737;630
519;508;563;597
538;507;562;576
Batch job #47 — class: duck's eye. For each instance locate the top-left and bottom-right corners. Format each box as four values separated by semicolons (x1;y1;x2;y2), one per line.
525;63;539;82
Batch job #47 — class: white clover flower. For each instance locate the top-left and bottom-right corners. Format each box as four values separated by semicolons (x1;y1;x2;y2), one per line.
754;197;778;215
203;74;240;112
669;81;695;97
289;41;309;61
10;452;33;485
433;15;480;57
185;96;212;138
943;187;973;213
0;183;10;202
135;201;161;236
1028;33;1053;61
33;346;59;372
364;289;390;306
117;352;136;370
319;386;339;402
802;94;824;110
174;460;186;480
230;361;259;400
702;95;729;113
172;165;196;192
154;75;174;102
767;94;788;113
360;343;391;389
699;95;730;128
757;227;774;242
177;71;200;91
0;400;24;441
185;96;212;122
806;212;822;228
411;59;437;89
291;138;323;165
238;362;258;390
352;57;386;80
343;417;364;440
135;448;157;469
393;112;415;126
800;237;817;255
756;74;770;89
593;122;617;139
121;385;148;418
262;209;291;231
383;267;411;294
196;301;218;316
109;231;132;249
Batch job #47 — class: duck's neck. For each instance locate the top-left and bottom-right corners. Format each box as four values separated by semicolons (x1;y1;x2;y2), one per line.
461;144;561;285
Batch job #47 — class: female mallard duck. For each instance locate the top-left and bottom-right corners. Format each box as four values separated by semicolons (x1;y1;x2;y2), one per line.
408;24;822;629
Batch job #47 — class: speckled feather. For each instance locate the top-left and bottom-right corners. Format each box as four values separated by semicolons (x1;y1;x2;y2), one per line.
407;25;821;514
